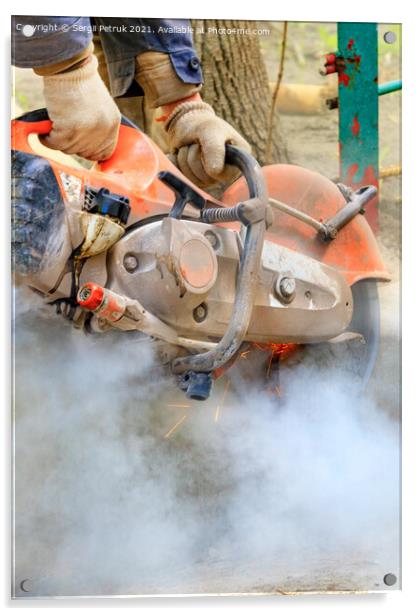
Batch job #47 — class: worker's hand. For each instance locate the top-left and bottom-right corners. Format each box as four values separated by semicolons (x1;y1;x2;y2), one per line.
41;55;121;161
164;101;251;188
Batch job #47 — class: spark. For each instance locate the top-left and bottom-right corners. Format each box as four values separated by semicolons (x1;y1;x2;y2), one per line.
164;414;187;439
166;404;191;409
253;343;265;352
271;342;298;360
214;379;230;423
266;384;282;398
266;351;274;379
264;343;299;378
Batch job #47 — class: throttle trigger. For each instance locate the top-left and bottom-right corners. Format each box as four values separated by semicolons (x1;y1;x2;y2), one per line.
158;171;206;219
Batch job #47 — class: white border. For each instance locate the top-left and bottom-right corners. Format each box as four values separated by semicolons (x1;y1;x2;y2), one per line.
2;1;418;613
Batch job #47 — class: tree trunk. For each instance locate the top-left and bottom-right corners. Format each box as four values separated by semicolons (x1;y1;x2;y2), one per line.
192;20;282;164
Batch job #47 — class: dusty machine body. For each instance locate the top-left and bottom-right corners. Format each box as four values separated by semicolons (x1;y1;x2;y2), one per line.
12;110;389;399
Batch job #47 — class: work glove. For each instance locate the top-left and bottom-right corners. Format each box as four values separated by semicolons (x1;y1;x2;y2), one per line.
41;55;121;161
163;100;252;188
135;51;251;187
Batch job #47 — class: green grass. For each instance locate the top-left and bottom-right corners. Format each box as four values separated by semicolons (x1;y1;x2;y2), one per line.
317;25;338;54
15;91;30;112
378;24;402;59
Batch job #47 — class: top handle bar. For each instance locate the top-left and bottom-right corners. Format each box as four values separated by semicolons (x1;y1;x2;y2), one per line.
225;143;266;200
171;145;271;400
200;145;269;227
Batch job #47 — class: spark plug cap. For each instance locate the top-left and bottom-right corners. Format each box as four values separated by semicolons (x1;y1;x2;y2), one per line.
77;282;104;311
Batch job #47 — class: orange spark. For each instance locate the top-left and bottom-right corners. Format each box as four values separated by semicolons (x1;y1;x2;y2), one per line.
269;342;298;360
266;351;274;378
214;379;230;423
254;342;299;361
166;404;191;409
164;414;187;439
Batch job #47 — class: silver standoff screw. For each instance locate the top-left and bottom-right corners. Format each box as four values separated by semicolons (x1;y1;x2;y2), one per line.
275;276;296;303
193;303;207;322
123;254;139;273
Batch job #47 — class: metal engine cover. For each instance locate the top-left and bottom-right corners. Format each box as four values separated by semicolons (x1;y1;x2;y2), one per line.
107;218;353;344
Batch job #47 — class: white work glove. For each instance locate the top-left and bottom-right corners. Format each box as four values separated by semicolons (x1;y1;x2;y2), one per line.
42;55;121;161
164;101;251;188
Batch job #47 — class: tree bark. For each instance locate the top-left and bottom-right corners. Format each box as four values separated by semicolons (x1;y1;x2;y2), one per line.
192;20;282;164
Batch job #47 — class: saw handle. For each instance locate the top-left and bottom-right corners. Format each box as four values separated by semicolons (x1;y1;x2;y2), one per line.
11;107;140;166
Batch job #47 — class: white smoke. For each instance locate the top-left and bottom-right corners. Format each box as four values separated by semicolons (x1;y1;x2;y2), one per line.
12;287;400;597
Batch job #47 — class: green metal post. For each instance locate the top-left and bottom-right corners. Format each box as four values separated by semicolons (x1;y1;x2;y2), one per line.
337;23;379;230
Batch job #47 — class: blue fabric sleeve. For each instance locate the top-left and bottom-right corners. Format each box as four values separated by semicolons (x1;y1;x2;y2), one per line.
95;18;203;85
11;16;202;97
11;16;93;67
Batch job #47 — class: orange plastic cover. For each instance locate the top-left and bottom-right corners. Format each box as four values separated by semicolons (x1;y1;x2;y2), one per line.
11;116;389;286
11;117;212;223
222;164;390;286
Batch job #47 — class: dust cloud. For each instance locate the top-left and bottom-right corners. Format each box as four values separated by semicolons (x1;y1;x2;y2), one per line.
12;286;400;597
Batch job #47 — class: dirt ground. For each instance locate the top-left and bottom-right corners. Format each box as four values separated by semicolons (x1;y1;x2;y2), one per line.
12;20;401;598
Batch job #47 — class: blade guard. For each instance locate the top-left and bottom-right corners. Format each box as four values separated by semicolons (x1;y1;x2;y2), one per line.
222;164;390;286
